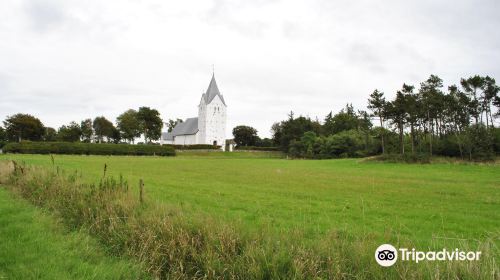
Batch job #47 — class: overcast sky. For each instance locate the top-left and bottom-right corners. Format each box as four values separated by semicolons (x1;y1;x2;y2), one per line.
1;0;499;138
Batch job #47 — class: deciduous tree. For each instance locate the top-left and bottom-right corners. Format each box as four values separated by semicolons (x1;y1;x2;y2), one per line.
167;118;183;133
80;119;93;142
117;109;141;143
0;126;6;141
44;127;57;142
93;116;115;143
137;107;163;143
57;122;82;142
3;113;45;142
232;125;258;146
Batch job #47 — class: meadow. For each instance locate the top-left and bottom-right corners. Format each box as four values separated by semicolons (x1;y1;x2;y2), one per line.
0;152;499;279
0;188;147;279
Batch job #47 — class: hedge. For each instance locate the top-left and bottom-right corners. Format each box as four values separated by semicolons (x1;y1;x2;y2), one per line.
235;146;280;151
375;153;431;163
163;144;221;150
3;142;176;156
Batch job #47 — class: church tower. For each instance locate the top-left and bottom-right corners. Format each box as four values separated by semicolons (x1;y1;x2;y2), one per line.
198;74;227;147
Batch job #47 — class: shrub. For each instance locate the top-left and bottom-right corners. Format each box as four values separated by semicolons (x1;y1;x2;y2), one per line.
322;130;366;158
235;146;279;152
464;125;495;161
434;135;462;157
3;142;175;156
288;130;374;159
376;153;431;163
493;127;500;155
163;144;221;150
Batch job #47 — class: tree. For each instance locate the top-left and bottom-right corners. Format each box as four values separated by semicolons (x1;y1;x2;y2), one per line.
167;118;183;133
137;107;163;143
446;85;470;158
271;122;283;146
400;84;419;154
273;115;321;152
420;75;444;155
324;104;355;135
387;88;408;154
255;137;273;147
323;104;370;136
43;127;57;142
232;125;258;146
57;122;82;142
461;75;485;125
465;124;494;160
367;89;387;153
3;113;45;142
110;127;121;144
93;116;115;143
0;126;6;141
361;74;497;160
116;109;141;143
483;76;499;128
80;119;93;142
494;94;500;116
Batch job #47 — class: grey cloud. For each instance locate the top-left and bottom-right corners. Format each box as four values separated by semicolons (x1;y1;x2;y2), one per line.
24;0;66;32
204;0;274;38
0;0;498;137
346;43;387;74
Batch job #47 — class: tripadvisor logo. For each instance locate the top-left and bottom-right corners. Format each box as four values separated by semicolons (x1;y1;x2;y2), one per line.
375;244;481;267
375;244;398;267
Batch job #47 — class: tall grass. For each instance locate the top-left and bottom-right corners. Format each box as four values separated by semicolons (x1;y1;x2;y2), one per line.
0;188;147;280
3;160;498;279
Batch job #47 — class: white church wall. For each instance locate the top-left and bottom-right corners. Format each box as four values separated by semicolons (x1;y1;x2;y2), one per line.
173;133;198;145
197;96;207;143
202;95;226;147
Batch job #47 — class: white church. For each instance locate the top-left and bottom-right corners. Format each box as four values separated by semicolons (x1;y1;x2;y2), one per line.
160;74;228;150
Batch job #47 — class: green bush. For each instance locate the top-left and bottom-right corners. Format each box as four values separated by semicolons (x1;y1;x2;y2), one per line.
463;125;495;160
235;146;279;151
434;135;462;157
377;153;431;163
289;130;375;159
0;141;7;149
492;127;500;155
322;130;366;158
3;142;175;156
163;144;221;150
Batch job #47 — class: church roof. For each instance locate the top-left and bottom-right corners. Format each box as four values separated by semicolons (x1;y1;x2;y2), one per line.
161;132;174;141
204;74;226;105
170;117;198;136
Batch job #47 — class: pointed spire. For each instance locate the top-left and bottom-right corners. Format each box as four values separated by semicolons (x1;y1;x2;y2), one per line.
204;73;226;106
206;74;220;96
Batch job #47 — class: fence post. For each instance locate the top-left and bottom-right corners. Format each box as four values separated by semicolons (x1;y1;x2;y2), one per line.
139;179;144;204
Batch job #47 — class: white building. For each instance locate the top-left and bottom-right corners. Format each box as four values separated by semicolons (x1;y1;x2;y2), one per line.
161;74;227;149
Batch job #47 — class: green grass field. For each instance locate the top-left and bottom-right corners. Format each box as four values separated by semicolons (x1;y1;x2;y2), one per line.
0;188;147;280
1;152;498;251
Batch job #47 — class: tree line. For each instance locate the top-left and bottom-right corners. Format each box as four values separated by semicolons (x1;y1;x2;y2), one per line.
2;74;499;160
269;74;500;160
0;107;163;144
